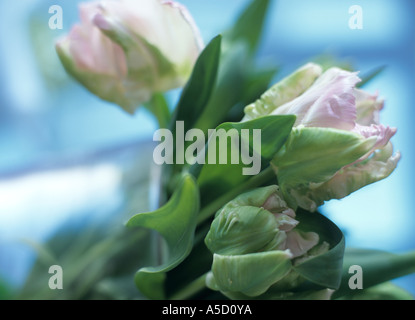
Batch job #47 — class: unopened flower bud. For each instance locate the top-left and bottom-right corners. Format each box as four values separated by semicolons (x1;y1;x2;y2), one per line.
56;0;203;113
204;186;326;298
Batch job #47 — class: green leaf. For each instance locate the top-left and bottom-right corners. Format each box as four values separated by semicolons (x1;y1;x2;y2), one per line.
356;65;386;88
293;209;345;289
193;0;273;133
193;42;251;133
333;248;415;299
133;272;166;300
337;282;413;300
172;35;222;133
164;233;214;298
226;0;271;55
195;115;296;205
240;67;280;107
227;66;279;123
126;174;200;299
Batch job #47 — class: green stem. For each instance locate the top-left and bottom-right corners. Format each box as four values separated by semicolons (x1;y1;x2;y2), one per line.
169;273;208;300
196;166;275;225
145;93;171;129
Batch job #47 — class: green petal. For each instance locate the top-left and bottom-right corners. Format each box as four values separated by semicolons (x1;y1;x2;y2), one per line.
302;143;400;207
205;206;279;256
209;250;292;297
204;185;293;255
272;126;377;210
244;63;322;120
221;185;284;211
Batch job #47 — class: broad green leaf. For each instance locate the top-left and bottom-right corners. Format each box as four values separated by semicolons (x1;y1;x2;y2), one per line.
227;66;279;123
126;174;200;299
226;0;271;55
133;272;166;300
172;35;222;133
164;233;214;298
332;248;415;299
195;115;296;205
272;127;377;209
208;250;292;297
293;209;345;289
193;42;251;133
337;282;413;300
240;67;280;107
194;0;273;133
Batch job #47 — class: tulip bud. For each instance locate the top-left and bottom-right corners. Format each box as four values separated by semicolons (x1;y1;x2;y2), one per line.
244;63;400;211
56;0;203;114
205;185;297;256
204;186;330;298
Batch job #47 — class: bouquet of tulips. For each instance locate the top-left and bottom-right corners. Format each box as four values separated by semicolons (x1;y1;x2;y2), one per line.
19;0;414;300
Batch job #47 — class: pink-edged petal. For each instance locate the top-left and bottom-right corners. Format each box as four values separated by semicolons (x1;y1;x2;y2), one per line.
68;24;126;77
274;214;299;232
353;123;397;161
303;142;401;206
272;67;360;130
303;91;356;129
262;192;296;217
355;88;384;126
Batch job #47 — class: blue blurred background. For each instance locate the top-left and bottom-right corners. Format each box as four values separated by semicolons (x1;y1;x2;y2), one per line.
0;0;414;297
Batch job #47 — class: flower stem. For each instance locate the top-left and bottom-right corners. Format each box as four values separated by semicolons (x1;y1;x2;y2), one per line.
196;166;276;225
169;273;208;300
